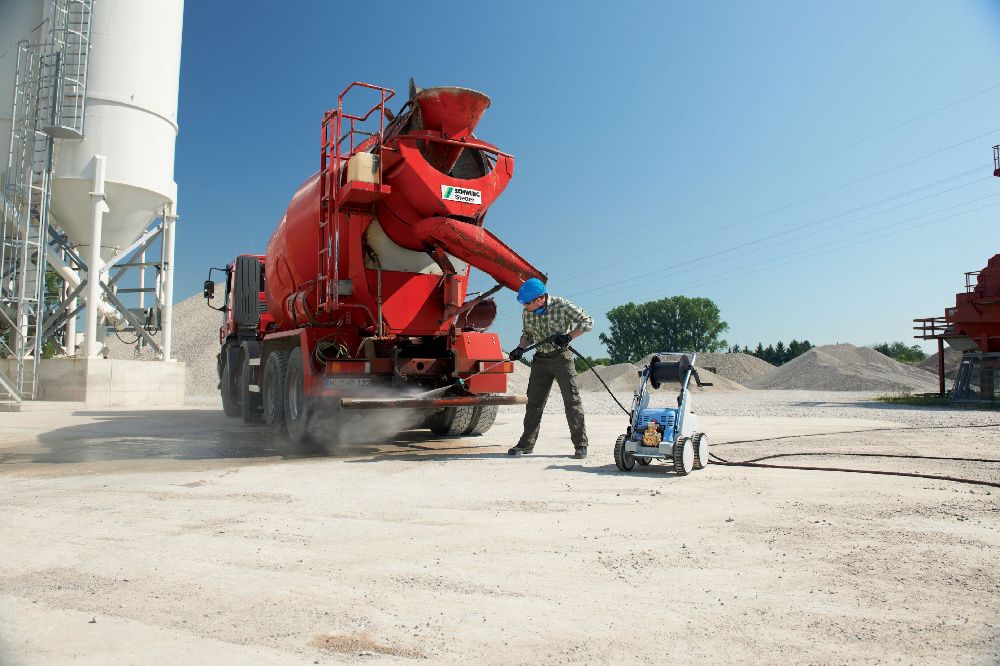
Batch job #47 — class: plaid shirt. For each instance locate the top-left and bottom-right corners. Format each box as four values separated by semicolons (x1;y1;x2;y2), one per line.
522;295;594;355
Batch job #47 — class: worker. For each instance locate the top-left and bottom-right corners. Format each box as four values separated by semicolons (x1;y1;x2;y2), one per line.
507;278;593;459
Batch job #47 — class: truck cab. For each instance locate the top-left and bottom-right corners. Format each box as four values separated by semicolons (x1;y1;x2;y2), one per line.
204;255;269;417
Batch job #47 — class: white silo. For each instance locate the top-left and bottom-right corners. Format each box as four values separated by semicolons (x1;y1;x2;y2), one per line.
50;0;184;359
1;0;185;403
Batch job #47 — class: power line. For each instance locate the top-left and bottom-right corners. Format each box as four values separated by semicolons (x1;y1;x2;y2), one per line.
533;80;1000;264
563;164;988;284
565;180;997;303
489;194;1000;339
491;168;993;326
538;126;999;268
561;196;1000;316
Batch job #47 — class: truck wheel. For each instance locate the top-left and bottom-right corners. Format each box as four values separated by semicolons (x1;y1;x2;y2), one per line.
428;406;476;436
284;347;317;451
263;350;289;432
429;401;500;436
467;404;498;436
240;352;262;423
220;356;239;417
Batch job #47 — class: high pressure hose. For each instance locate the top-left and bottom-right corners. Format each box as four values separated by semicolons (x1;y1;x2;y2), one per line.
566;345;631;416
567;348;1000;489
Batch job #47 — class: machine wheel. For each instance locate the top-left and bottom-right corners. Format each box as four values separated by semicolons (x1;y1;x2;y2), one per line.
672;436;694;476
637;457;652;466
262;350;289;432
240;352;262;424
691;432;709;470
614;434;635;471
284;347;317;452
220;355;240;417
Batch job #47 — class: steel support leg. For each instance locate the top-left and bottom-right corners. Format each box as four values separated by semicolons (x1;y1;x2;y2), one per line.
85;154;108;358
160;201;177;361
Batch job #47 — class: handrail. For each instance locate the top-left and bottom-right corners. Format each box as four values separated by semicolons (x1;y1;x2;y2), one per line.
318;82;395;313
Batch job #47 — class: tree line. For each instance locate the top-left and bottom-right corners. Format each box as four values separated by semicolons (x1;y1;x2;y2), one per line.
534;295;924;371
728;340;814;366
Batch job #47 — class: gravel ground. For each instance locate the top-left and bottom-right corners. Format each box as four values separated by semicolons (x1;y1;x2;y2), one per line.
1;393;998;664
500;388;1000;429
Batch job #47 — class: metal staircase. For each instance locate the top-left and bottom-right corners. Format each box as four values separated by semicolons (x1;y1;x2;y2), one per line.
0;0;94;402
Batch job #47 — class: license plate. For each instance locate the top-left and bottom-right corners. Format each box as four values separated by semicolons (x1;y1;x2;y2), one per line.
324;377;373;388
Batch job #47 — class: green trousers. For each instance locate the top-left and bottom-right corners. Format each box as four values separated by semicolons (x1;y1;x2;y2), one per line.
517;350;588;449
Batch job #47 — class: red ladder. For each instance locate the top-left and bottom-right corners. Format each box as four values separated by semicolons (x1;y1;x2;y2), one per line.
317;82;394;313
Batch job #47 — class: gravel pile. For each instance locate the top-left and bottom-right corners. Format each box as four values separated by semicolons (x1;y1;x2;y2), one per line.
577;363;641;392
749;343;939;392
106;287;223;404
687;352;775;385
919;347;964;380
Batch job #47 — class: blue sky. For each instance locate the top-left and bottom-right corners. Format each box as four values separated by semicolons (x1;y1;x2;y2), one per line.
173;1;1000;358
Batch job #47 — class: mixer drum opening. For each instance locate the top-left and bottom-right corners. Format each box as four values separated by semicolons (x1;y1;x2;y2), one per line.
446;147;494;180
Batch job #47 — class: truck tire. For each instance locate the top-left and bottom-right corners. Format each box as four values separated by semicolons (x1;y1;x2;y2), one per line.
284;347;317;452
467;404;498;436
220;356;240;417
428;403;497;436
262;350;289;432
240;352;262;423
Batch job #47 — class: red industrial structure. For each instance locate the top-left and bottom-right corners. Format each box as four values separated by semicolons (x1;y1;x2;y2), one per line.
914;254;1000;399
914;148;1000;400
206;81;544;447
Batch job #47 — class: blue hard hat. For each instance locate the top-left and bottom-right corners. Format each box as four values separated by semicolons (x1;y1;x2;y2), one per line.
517;278;547;304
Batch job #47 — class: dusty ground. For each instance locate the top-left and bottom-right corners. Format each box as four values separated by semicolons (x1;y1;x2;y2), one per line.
1;394;999;664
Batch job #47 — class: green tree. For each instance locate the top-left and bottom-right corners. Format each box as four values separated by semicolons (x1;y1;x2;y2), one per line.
873;341;927;363
598;296;729;363
746;339;813;366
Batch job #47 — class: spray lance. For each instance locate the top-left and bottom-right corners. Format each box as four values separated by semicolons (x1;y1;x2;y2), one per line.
338;338;559;410
412;336;562;399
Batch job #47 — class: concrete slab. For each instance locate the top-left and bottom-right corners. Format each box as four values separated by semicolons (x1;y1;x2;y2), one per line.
0;358;185;408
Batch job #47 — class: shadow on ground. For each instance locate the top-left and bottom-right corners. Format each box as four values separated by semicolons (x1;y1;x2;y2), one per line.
3;409;509;468
547;462;685;478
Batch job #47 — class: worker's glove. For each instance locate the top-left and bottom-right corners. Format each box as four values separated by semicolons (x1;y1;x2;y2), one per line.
508;346;526;361
553;334;573;349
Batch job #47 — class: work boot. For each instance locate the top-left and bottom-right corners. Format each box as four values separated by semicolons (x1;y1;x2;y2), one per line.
573;446;588;459
508;444;534;456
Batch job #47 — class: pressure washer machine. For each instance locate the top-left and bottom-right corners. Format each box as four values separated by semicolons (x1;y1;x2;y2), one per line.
614;352;712;475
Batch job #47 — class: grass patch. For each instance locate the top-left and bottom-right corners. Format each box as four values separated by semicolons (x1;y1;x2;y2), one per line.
874;392;1000;409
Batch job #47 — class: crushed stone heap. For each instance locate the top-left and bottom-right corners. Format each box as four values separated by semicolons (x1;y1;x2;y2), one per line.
749;343;939;392
675;352;774;386
918;347;964;380
106;287;223;403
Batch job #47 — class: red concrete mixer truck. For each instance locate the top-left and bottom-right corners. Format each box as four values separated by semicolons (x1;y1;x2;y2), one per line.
204;81;544;448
